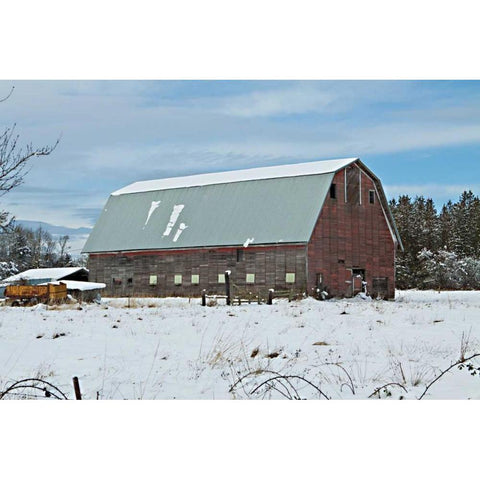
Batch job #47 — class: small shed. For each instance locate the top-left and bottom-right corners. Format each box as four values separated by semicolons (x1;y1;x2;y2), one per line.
1;267;90;300
1;267;89;286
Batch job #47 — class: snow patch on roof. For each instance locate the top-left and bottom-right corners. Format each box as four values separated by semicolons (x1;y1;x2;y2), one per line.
243;237;255;247
40;280;106;291
163;204;185;237
173;223;188;242
144;200;161;227
112;158;358;196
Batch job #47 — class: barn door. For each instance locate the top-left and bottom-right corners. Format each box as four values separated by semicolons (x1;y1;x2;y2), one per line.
345;268;365;297
115;256;134;297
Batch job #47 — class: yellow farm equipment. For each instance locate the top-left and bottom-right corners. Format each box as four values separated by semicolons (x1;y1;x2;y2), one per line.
5;283;68;306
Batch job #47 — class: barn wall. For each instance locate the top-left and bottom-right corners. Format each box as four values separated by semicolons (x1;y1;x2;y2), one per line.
307;165;396;299
87;244;307;297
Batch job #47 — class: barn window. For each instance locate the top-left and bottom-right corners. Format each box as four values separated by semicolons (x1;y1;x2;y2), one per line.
218;274;226;284
174;274;182;285
330;183;337;199
236;249;244;262
369;190;375;204
286;273;295;283
149;275;157;285
127;278;133;285
246;273;255;284
191;274;200;285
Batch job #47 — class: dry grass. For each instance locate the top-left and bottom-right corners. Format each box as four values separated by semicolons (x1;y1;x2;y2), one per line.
460;328;472;362
409;365;434;387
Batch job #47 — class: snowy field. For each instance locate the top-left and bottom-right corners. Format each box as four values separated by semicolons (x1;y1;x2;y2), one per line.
1;290;480;400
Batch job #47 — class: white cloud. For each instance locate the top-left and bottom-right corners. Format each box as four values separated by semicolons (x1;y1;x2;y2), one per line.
3;80;480;228
215;83;336;117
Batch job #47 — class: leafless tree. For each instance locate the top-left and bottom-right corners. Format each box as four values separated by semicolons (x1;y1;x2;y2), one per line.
1;85;59;231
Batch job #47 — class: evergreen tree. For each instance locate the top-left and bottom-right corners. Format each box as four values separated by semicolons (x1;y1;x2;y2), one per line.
450;191;480;257
391;189;480;290
438;201;454;250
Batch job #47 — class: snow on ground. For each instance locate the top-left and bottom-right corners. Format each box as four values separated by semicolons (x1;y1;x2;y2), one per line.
1;290;480;400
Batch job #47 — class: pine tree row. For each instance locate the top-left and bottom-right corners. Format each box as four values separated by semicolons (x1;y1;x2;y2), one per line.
390;191;480;289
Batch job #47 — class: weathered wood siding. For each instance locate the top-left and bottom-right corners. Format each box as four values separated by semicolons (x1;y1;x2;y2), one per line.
88;244;307;297
307;164;396;298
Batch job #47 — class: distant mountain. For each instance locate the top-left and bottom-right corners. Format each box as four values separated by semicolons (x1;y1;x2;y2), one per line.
16;220;92;237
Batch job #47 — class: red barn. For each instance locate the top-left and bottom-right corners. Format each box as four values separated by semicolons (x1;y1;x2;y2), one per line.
83;158;402;299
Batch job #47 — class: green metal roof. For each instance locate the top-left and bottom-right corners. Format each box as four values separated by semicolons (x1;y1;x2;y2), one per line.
82;173;335;253
83;157;403;254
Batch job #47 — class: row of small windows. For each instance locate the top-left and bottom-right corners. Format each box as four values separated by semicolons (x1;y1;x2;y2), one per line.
142;273;296;286
329;183;375;204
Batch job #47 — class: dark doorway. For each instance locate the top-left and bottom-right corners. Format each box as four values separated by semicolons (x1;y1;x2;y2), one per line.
351;268;365;296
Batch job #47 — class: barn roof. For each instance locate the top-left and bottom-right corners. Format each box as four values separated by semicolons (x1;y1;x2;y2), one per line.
82;157;401;253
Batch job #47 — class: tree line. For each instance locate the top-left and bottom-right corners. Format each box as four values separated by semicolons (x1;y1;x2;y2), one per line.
390;191;480;290
0;224;76;279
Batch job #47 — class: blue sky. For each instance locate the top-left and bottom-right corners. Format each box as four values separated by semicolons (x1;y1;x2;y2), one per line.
1;80;480;230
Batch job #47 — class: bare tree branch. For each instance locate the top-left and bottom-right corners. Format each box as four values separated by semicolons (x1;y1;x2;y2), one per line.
418;352;480;400
1;86;61;231
0;86;14;103
0;124;60;195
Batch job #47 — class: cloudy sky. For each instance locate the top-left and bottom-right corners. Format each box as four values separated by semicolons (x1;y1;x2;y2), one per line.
2;80;480;235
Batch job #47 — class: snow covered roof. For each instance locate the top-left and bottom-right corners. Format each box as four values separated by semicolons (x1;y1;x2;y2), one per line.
1;267;87;284
112;158;358;195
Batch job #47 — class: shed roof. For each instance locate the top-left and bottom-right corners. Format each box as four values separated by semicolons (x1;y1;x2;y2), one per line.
82;157;401;254
1;267;88;284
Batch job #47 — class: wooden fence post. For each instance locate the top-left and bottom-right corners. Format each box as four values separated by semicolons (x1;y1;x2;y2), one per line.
73;376;82;400
225;270;231;306
267;289;274;305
